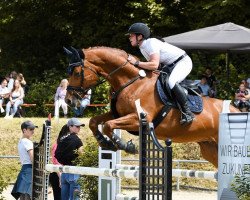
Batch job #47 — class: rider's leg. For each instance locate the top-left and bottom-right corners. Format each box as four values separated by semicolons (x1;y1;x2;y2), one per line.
169;56;194;124
172;83;194;124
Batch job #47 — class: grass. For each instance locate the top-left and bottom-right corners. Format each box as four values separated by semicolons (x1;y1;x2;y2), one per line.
0;117;217;191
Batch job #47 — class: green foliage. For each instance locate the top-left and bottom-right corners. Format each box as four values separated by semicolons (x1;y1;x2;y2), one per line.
24;68;66;117
231;168;250;200
74;137;99;200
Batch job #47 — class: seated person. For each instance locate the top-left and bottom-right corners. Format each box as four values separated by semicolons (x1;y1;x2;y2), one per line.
234;82;250;112
17;73;29;94
73;89;91;117
204;67;217;97
4;79;24;119
241;79;250;90
0;78;10;113
197;76;211;97
54;79;68;118
247;77;250;89
7;71;17;91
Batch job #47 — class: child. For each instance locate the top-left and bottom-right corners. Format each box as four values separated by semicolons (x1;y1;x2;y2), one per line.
234;83;250;112
11;121;38;200
0;78;10;113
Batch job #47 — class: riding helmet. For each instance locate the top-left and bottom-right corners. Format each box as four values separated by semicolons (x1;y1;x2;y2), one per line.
127;23;150;39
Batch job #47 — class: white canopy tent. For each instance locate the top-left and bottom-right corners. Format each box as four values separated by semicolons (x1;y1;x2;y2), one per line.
163;22;250;79
163;22;250;52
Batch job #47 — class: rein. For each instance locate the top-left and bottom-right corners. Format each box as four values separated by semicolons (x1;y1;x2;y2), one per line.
105;59;129;79
67;54;144;100
111;75;141;100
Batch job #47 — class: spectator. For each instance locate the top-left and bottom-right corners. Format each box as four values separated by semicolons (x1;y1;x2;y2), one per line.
17;73;29;94
197;76;211;97
4;79;24;119
0;78;10;113
234;83;250;112
241;79;249;90
11;121;38;200
204;67;217;97
73;89;92;117
7;71;17;91
55;118;85;200
54;79;68;119
247;78;250;88
49;124;69;200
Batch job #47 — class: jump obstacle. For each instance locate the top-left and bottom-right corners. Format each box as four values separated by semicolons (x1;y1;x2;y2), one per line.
31;102;250;200
32;112;173;200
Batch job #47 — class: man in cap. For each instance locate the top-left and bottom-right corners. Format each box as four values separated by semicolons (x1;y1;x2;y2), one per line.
11;121;38;200
55;118;85;200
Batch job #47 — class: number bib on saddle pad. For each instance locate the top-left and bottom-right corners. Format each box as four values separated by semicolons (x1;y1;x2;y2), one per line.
156;79;203;113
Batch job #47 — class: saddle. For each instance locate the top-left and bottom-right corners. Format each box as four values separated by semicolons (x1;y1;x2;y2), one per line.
147;71;203;129
157;71;203;113
110;71;203;136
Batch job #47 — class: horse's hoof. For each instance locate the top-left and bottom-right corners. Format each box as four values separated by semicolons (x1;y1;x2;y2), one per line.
94;132;118;151
125;140;138;154
102;140;118;151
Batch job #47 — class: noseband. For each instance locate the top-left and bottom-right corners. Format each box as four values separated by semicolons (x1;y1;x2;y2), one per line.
67;54;143;100
67;60;102;96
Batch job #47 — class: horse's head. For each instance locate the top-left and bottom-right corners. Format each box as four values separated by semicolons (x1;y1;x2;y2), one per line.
63;46;101;105
64;46;144;106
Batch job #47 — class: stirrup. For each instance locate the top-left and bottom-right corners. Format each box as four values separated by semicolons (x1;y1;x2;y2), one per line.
180;113;194;125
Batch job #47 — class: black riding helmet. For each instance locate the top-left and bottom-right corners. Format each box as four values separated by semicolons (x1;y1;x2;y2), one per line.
127;23;150;39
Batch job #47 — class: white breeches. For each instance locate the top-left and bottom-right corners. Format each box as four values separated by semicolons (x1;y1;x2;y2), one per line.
168;56;193;89
54;99;68;117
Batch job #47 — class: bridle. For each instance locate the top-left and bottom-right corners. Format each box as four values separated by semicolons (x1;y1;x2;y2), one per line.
67;55;131;99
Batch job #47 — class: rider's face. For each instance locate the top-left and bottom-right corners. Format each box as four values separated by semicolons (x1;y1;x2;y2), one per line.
129;34;137;47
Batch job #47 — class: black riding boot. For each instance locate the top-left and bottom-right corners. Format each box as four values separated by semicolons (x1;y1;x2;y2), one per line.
172;84;195;124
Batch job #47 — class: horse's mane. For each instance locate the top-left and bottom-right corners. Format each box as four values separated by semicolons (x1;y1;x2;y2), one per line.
85;46;128;58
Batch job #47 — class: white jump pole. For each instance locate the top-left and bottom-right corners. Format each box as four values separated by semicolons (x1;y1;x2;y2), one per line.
45;164;138;179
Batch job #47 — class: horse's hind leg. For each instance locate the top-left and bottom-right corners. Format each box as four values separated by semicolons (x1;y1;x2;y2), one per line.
198;141;218;168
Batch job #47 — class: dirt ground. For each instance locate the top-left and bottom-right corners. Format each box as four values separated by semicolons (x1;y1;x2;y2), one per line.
2;185;217;200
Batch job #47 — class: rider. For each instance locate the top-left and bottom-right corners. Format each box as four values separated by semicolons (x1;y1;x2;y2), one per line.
126;22;194;124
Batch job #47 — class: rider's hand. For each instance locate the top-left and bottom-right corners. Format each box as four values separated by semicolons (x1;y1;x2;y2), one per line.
128;55;138;65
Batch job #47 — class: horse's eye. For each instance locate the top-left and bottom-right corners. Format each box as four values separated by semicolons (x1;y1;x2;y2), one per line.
67;67;73;75
74;72;81;77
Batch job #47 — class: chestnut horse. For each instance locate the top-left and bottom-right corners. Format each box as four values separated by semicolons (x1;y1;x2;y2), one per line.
64;46;238;168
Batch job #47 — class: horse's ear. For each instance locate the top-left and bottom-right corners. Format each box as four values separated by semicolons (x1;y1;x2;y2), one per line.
63;47;73;56
77;49;85;60
69;46;82;61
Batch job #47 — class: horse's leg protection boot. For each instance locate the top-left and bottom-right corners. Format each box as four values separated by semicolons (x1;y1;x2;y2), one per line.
94;130;118;151
112;133;138;154
172;84;195;124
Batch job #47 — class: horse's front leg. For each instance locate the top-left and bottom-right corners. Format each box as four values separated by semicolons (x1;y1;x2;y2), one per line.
103;113;139;154
89;112;118;151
